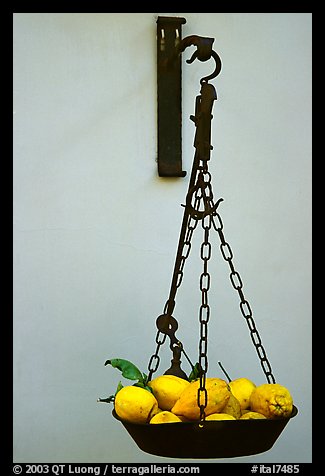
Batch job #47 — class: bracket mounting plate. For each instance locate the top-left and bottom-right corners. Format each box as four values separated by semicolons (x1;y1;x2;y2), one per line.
157;16;187;177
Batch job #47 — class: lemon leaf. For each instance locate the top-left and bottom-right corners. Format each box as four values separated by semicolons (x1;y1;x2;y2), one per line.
97;395;115;404
105;358;144;382
115;381;124;394
188;362;201;381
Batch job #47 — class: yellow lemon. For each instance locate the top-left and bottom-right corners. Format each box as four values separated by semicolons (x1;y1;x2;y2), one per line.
149;375;190;410
150;411;183;424
223;392;242;419
114;386;159;424
205;413;236;421
177;415;192;422
240;411;267;419
250;383;293;419
229;377;256;410
171;377;231;420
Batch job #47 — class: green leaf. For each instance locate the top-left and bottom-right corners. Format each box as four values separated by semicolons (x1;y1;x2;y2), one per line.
97;395;115;404
105;358;144;382
115;381;124;394
188;362;201;382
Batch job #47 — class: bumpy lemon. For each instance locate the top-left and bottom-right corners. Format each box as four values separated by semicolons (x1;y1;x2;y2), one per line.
223;392;242;419
150;411;183;424
240;411;267;419
205;413;236;421
250;383;293;419
149;375;190;410
171;377;231;420
229;378;256;410
114;386;159;424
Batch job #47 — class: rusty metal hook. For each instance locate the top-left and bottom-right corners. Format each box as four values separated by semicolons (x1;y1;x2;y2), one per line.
199;50;222;84
177;35;222;84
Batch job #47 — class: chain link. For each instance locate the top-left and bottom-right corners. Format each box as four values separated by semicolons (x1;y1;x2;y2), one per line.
147;331;167;381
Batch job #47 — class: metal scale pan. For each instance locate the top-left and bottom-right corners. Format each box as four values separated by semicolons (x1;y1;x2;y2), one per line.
113;407;298;459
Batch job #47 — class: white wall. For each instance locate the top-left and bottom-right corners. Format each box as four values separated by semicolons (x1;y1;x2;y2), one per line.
13;13;312;463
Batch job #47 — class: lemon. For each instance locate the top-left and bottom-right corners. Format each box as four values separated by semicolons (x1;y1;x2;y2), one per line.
114;385;159;424
250;383;293;419
223;392;242;419
149;375;190;410
205;413;236;421
240;411;267;419
229;377;256;410
171;377;231;420
150;411;183;424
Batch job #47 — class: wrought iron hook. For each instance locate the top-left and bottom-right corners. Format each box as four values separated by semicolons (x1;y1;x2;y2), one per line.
198;50;222;84
177;35;222;84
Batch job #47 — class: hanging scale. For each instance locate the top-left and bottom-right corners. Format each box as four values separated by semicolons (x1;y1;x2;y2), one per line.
107;28;297;460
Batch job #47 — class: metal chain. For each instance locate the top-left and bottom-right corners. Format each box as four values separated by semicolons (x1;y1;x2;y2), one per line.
197;207;213;422
164;193;201;313
147;331;167;381
211;210;276;384
147;192;202;381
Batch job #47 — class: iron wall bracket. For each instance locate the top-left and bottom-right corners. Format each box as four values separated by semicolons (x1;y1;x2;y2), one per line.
157;16;187;177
